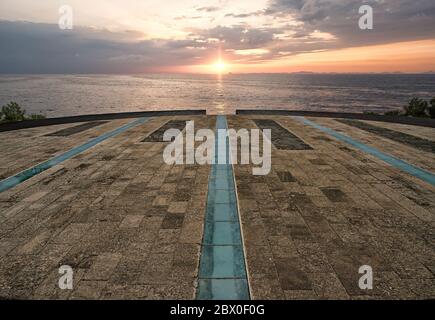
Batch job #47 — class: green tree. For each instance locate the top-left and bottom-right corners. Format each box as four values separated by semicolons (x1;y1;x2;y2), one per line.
404;98;428;117
428;97;435;119
1;102;26;121
0;102;46;123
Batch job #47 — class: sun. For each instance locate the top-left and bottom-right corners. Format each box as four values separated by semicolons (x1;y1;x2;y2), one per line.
213;60;227;73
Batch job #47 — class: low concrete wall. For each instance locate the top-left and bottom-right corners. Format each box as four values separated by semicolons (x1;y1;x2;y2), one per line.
236;110;435;128
0;110;206;132
1;109;434;132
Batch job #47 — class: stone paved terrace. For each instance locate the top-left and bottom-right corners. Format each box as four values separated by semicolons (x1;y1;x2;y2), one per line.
0;114;434;300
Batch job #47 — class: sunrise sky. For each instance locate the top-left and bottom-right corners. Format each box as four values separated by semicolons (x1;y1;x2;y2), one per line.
0;0;434;73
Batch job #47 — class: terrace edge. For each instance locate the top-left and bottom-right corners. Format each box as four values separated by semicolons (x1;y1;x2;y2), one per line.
1;109;434;132
0;110;206;132
236;110;435;128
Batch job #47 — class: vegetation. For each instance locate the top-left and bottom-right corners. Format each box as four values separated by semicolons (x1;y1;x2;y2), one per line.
429;98;435;119
383;97;435;118
362;111;380;115
1;102;26;121
27;114;47;120
384;110;401;116
403;98;428;117
0;102;46;123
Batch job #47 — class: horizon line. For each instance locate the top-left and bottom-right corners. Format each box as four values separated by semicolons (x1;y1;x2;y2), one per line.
1;71;435;76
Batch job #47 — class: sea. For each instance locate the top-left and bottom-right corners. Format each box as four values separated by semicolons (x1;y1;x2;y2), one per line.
0;73;434;117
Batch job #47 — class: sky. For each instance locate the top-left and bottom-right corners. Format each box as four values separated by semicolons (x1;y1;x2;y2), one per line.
0;0;434;73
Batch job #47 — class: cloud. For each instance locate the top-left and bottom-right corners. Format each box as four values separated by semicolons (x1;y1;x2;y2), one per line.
196;6;221;12
1;1;434;73
265;0;435;47
190;25;279;49
0;21;217;73
224;11;263;18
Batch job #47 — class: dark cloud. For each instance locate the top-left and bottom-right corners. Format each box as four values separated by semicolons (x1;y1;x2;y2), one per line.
196;6;220;12
1;1;434;73
190;25;279;49
0;21;216;73
225;13;253;18
224;11;263;18
266;0;435;47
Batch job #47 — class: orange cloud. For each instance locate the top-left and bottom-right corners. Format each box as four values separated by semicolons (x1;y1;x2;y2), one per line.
227;39;435;73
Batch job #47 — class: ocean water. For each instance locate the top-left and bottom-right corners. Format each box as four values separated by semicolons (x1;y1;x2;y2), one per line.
0;73;434;117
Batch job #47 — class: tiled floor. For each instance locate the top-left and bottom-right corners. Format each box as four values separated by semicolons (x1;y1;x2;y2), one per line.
0;116;212;299
228;115;434;299
0;115;434;300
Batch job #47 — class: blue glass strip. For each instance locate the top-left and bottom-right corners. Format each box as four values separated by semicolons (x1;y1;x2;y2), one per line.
199;245;247;278
197;115;250;300
203;221;242;245
197;279;250;300
298;117;435;186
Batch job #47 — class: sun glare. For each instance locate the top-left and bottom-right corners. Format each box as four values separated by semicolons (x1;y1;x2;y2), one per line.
213;60;227;73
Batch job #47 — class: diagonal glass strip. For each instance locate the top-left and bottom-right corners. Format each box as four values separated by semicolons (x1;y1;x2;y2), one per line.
0;117;149;193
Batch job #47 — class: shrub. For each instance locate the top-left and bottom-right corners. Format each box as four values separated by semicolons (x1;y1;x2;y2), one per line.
28;113;46;120
384;110;401;116
363;111;379;115
0;102;46;123
428;97;435;119
1;101;26;121
404;98;428;117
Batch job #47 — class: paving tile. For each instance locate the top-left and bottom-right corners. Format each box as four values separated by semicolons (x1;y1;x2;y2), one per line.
142;120;187;142
179;221;203;244
83;253;122;281
46;121;108;137
321;188;349;203
167;201;189;214
70;280;107;300
14;230;53;255
274;258;312;290
53;223;92;244
309;273;349;299
284;290;316;300
119;215;144;229
276;171;296;182
249;276;284;300
161;213;185;229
